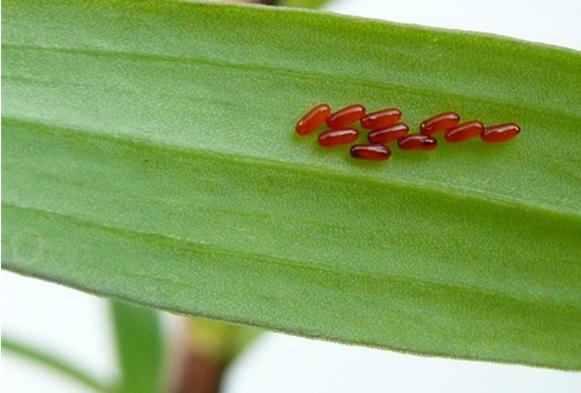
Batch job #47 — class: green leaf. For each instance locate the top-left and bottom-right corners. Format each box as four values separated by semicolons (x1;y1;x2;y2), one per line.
2;337;113;393
109;301;164;393
278;0;330;8
2;0;580;370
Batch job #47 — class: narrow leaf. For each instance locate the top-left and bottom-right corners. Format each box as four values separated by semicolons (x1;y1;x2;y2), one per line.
2;0;580;370
110;301;164;393
2;338;113;393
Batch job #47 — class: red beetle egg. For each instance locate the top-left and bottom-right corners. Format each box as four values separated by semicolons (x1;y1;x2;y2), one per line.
318;129;359;147
444;121;485;143
295;104;331;135
326;104;366;129
420;112;460;135
360;108;402;130
368;123;410;144
397;134;438;151
481;123;521;143
350;144;392;161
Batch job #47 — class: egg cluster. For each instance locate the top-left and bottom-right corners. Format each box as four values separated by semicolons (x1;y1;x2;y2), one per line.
295;104;521;161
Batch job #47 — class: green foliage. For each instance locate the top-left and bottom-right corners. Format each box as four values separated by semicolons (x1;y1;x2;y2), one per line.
279;0;330;8
2;0;580;370
110;301;164;393
2;338;113;393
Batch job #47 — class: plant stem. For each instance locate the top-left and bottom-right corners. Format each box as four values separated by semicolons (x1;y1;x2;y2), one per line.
168;318;259;393
170;346;225;393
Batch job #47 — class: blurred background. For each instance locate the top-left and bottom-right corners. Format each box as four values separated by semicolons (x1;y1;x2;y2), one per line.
3;0;581;392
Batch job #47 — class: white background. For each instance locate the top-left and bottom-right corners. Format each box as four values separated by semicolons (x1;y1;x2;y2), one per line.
3;0;581;391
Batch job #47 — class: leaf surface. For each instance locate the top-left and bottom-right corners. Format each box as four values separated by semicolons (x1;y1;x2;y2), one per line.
2;0;581;369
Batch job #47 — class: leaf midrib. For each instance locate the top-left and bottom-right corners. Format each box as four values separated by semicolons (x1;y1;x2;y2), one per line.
4;114;580;221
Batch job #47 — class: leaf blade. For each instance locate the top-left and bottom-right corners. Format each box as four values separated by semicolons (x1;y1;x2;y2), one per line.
2;0;581;370
109;301;164;393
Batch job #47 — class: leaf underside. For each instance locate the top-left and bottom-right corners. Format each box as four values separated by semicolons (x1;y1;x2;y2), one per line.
2;0;581;369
